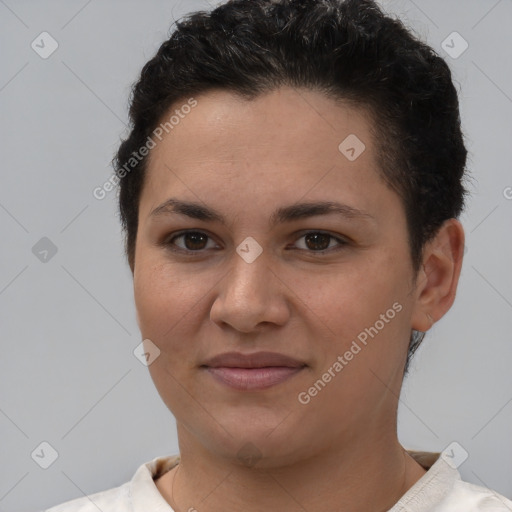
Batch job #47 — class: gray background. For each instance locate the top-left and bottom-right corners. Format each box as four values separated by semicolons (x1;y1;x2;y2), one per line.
1;0;511;511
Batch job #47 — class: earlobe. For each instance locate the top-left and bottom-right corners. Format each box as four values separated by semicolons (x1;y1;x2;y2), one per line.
425;312;434;330
410;219;465;333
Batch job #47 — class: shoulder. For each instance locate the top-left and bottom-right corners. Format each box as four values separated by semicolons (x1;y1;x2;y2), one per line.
397;451;512;511
439;479;512;511
43;481;130;512
43;454;180;512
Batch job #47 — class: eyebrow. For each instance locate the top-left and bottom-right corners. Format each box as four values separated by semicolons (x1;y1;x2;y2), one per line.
149;198;376;228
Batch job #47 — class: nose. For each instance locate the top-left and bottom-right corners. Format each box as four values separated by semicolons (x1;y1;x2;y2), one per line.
209;250;290;333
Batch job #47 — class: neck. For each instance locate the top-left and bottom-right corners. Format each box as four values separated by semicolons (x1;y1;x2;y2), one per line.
157;426;427;512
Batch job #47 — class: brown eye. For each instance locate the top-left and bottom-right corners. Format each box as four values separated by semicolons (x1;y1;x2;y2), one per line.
304;232;331;251
167;231;216;252
294;231;348;253
182;232;208;250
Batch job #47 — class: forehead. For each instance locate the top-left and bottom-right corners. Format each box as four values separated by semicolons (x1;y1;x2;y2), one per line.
140;87;391;218
153;86;373;155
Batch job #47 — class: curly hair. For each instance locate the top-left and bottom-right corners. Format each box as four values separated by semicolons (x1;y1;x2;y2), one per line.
113;0;469;373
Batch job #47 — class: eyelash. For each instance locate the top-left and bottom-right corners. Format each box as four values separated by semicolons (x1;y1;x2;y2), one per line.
163;230;349;255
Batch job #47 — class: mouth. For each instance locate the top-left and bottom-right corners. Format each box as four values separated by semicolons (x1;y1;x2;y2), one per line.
201;351;307;391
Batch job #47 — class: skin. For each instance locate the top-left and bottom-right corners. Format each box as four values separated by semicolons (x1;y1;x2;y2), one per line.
132;86;465;512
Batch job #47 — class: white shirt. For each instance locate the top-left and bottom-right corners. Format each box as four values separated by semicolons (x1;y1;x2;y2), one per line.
43;451;512;511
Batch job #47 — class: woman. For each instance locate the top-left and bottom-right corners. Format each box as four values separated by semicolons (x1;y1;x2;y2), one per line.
45;0;512;510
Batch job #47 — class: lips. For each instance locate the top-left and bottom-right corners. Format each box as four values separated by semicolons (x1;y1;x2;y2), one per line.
201;351;306;391
202;351;305;369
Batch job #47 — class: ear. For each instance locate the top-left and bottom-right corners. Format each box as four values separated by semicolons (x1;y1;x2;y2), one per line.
410;218;465;332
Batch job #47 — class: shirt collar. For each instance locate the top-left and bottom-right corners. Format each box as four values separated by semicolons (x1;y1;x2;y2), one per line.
129;451;458;512
389;452;460;511
130;454;180;511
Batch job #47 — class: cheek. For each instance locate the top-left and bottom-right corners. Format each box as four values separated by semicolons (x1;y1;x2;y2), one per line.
301;274;409;423
311;254;406;335
134;263;200;401
303;252;411;385
133;257;222;371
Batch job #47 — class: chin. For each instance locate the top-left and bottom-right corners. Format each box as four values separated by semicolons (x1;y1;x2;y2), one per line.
190;415;314;469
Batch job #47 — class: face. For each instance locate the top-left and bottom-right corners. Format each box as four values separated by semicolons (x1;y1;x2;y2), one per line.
133;87;421;467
